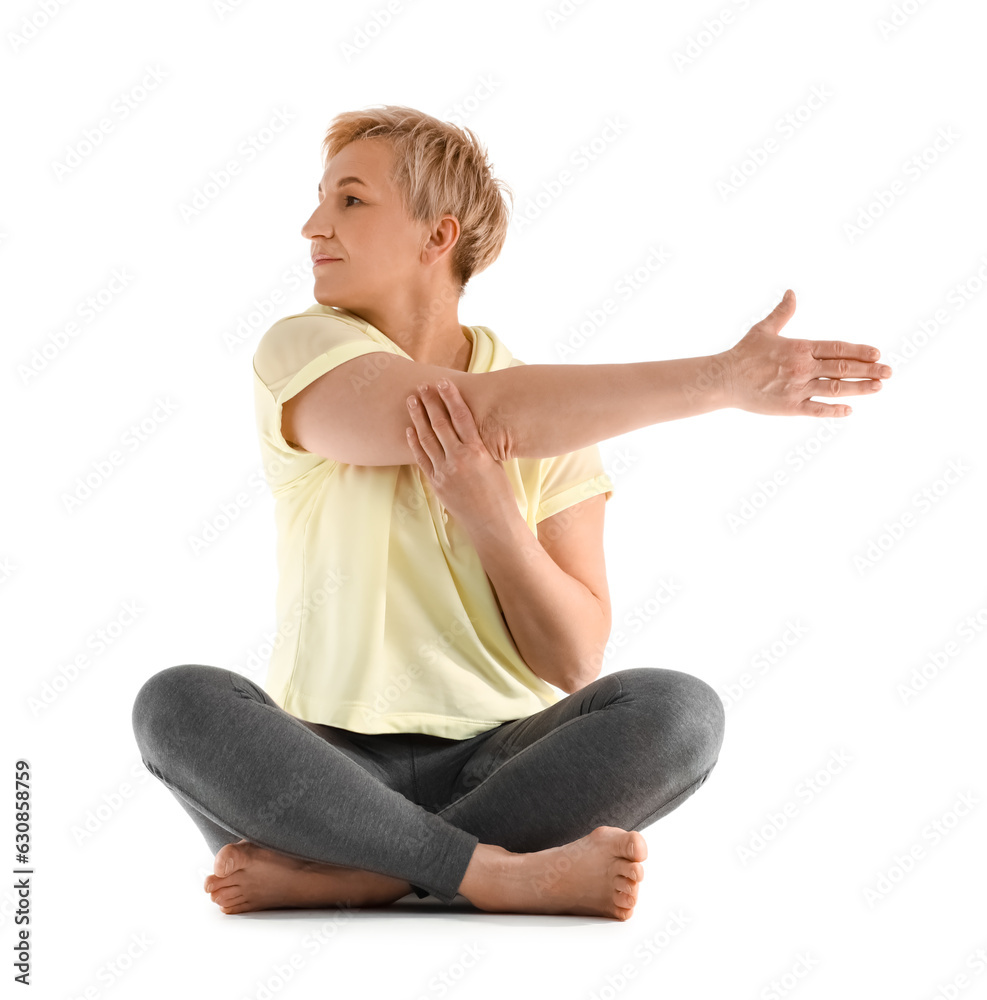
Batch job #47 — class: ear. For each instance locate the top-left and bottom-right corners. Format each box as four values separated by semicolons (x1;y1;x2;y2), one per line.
421;213;461;263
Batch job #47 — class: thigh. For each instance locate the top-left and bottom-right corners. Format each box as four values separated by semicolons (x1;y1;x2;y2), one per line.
455;668;627;789
401;671;626;816
430;666;725;849
292;718;419;800
483;665;724;767
132;664;479;893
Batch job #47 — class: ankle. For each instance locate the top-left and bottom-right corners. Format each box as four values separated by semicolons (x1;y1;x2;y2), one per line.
458;843;519;905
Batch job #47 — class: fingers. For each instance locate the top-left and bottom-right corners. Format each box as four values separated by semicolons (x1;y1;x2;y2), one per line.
406;381;462;462
434;379;482;444
810;341;882;362
807;377;884;396
406;390;443;466
797;399;854;418
756;291;883;365
814;359;892;380
758;289;796;333
403;421;433;477
804;376;884;401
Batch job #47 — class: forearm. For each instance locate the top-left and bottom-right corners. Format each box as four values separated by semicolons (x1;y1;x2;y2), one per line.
463;504;608;694
474;354;729;461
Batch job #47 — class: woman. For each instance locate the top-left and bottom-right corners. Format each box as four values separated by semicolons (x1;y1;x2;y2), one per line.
131;105;890;921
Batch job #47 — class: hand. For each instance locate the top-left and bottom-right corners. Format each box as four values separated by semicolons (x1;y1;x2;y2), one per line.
716;290;893;417
405;379;518;530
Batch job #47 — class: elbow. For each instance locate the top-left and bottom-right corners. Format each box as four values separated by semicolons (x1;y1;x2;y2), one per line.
477;405;516;464
566;618;609;692
562;669;600;695
472;372;520;463
563;648;606;694
479;414;514;464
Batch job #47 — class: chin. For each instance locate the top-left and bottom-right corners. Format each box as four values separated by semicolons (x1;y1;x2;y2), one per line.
314;289;344;307
314;292;363;320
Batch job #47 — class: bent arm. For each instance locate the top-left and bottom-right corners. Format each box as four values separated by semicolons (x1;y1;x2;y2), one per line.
465;496;610;695
282;349;727;467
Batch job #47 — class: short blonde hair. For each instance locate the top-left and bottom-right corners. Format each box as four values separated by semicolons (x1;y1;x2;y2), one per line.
322;105;513;297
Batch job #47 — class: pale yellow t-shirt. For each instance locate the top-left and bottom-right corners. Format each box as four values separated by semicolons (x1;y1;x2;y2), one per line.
252;303;615;739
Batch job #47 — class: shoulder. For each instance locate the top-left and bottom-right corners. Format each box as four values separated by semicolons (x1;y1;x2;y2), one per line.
253;305;372;387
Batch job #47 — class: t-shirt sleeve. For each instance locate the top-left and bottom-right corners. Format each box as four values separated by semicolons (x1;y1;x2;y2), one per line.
252;310;395;489
534;443;615;523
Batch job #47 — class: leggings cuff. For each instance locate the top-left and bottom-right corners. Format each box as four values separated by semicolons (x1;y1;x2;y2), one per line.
414;826;479;904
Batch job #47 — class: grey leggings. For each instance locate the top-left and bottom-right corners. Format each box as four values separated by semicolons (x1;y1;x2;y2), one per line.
131;664;725;905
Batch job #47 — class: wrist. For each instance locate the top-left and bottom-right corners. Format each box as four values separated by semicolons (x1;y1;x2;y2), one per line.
463;494;530;551
681;352;735;413
706;350;736;410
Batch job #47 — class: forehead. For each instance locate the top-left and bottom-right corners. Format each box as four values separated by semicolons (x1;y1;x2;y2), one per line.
319;137;394;191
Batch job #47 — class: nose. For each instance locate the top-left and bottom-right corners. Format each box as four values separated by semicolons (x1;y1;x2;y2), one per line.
300;204;333;241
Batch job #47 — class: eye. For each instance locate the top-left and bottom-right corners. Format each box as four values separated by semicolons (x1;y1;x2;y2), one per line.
344;195;361;206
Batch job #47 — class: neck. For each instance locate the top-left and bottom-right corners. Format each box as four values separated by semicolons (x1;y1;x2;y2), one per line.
330;301;471;370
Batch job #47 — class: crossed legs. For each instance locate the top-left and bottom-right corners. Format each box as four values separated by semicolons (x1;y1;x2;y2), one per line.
132;665;724;919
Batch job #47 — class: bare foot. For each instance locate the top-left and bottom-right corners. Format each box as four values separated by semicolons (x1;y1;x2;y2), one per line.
202;840;413;914
460;826;647;921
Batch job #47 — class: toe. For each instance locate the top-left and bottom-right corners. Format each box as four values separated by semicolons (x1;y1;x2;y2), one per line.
614;875;639;902
615;883;636;902
204;872;238;893
623;831;648;863
213;841;244;879
211;886;245;906
615;860;644;883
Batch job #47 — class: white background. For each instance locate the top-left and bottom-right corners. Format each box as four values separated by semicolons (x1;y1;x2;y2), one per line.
4;0;986;997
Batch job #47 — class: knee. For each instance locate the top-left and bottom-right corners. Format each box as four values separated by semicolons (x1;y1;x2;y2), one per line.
131;664;225;761
615;667;725;769
679;672;726;767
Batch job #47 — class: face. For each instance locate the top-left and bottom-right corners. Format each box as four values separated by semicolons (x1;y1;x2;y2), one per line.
301;138;432;314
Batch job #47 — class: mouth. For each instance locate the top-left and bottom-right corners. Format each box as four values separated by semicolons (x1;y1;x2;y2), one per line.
313;257;341;268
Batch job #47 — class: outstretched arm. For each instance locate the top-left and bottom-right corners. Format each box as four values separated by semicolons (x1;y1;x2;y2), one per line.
479;289;892;461
284;289;892;467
